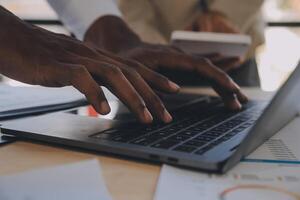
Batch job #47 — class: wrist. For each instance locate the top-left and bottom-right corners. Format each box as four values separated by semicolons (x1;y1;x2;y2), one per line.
84;15;142;54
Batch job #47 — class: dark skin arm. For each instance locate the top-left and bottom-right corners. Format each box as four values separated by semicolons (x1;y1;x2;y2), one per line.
0;6;183;124
84;16;248;110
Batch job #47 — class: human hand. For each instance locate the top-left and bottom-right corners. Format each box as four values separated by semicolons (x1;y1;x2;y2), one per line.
0;7;181;124
84;16;248;110
185;10;243;70
196;53;242;72
185;10;240;33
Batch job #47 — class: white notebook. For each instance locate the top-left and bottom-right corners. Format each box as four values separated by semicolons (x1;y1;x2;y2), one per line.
171;31;252;57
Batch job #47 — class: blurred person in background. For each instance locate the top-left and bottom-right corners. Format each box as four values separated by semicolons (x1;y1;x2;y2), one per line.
48;0;264;86
0;3;248;124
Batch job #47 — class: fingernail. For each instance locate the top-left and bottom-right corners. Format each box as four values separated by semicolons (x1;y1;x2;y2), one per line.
143;108;153;123
168;81;180;91
100;101;110;114
163;109;173;123
233;101;242;110
232;81;241;90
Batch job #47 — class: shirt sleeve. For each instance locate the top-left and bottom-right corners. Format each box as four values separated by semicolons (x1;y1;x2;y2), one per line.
47;0;122;40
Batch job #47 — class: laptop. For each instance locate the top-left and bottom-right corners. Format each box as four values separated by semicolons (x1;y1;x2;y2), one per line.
2;63;300;173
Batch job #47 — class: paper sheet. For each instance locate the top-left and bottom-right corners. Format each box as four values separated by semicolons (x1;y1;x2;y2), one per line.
154;163;300;200
244;116;300;164
0;159;112;200
154;117;300;200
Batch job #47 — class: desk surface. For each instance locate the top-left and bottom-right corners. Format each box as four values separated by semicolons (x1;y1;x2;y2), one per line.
0;87;273;200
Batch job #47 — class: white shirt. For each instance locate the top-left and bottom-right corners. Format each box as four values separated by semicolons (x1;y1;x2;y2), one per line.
47;0;121;40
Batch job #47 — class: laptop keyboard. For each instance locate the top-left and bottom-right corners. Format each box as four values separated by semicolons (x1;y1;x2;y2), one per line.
91;100;266;155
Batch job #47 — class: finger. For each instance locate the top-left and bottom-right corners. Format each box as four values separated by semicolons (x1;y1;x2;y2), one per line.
63;54;154;123
64;63;111;114
192;53;222;61
185;23;195;31
198;17;213;32
124;60;180;93
138;66;180;93
192;59;248;106
94;49;180;93
193;61;244;109
122;68;173;123
160;45;184;53
93;63;154;124
120;59;180;93
212;84;242;110
89;53;174;122
213;57;242;72
144;51;248;108
218;21;240;33
192;53;242;71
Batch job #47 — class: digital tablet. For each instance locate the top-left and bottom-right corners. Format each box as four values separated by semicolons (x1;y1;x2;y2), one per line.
171;31;252;57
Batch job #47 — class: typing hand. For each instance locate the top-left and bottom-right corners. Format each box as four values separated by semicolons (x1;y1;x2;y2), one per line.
194;53;242;72
84;16;248;111
0;6;180;124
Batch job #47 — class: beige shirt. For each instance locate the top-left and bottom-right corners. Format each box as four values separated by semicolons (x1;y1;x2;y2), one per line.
118;0;265;58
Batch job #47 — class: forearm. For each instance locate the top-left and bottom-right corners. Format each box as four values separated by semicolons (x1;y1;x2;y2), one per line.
84;15;141;54
0;6;23;73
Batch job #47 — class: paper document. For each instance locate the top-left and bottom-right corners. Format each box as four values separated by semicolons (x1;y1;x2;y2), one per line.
0;159;112;200
154;164;300;200
244;116;300;164
155;117;300;200
0;85;87;119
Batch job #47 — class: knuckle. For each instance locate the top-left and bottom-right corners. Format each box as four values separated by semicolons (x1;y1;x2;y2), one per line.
149;95;163;108
126;59;141;69
221;73;235;87
136;102;147;111
69;65;88;82
125;68;141;78
70;65;87;75
106;65;122;76
156;74;169;84
199;57;212;65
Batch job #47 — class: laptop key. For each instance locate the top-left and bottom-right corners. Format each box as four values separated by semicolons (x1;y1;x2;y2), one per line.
188;126;206;132
174;145;197;153
167;134;191;141
130;135;160;146
151;131;173;137
180;130;200;137
151;140;180;149
195;135;214;142
195;143;216;155
184;140;207;147
205;130;223;137
111;133;140;142
195;148;208;155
